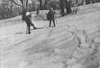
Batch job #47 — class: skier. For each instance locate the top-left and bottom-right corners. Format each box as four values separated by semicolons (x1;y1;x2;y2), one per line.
25;12;37;34
47;8;56;27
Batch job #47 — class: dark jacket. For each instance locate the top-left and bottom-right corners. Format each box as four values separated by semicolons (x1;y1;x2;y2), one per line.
47;10;55;20
25;15;32;25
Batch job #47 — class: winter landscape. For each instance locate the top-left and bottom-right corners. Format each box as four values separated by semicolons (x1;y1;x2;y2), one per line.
0;2;100;68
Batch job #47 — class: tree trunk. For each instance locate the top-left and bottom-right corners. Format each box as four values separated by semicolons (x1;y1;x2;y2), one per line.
44;0;49;9
20;0;28;20
60;0;65;16
83;0;86;5
65;0;72;14
22;8;27;20
10;1;13;17
81;0;85;5
39;0;43;10
86;0;90;4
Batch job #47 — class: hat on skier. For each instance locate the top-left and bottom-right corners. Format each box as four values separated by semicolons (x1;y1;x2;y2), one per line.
26;12;31;16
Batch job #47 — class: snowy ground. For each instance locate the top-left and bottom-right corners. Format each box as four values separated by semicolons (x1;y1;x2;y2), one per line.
0;3;100;68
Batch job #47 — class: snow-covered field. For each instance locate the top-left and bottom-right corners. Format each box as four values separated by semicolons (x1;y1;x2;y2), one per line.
0;3;100;68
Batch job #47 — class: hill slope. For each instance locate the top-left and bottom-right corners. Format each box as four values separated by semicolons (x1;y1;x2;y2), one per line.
0;3;100;68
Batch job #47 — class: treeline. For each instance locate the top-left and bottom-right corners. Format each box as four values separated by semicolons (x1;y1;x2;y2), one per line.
0;0;60;19
0;0;100;19
0;0;21;19
60;0;100;15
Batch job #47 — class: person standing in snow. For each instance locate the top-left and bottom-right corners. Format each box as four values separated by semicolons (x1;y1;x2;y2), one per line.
25;12;37;34
47;7;56;27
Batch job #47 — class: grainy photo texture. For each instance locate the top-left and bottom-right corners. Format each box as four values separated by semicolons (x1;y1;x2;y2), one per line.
0;0;100;68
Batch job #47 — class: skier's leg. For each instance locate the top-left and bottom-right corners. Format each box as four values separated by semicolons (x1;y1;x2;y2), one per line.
49;20;51;27
30;22;37;29
53;20;56;27
27;24;31;34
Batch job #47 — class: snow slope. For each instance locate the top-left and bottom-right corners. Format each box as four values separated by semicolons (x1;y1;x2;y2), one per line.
0;3;100;68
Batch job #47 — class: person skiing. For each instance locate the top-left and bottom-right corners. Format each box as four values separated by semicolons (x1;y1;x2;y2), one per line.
47;7;56;27
25;12;37;34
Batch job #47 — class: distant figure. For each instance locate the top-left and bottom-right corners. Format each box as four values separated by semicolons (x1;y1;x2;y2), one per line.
36;9;39;16
25;12;37;34
47;8;56;27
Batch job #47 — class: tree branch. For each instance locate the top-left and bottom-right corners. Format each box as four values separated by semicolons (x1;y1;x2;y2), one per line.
26;0;29;9
9;0;23;7
20;0;23;4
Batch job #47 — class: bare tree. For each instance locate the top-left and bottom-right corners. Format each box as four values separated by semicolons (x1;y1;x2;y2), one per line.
86;0;91;4
0;0;11;19
60;0;65;16
44;0;49;9
39;0;43;10
65;0;72;14
9;0;29;20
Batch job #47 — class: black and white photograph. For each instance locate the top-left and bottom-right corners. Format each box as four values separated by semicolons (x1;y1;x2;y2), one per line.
0;0;100;68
